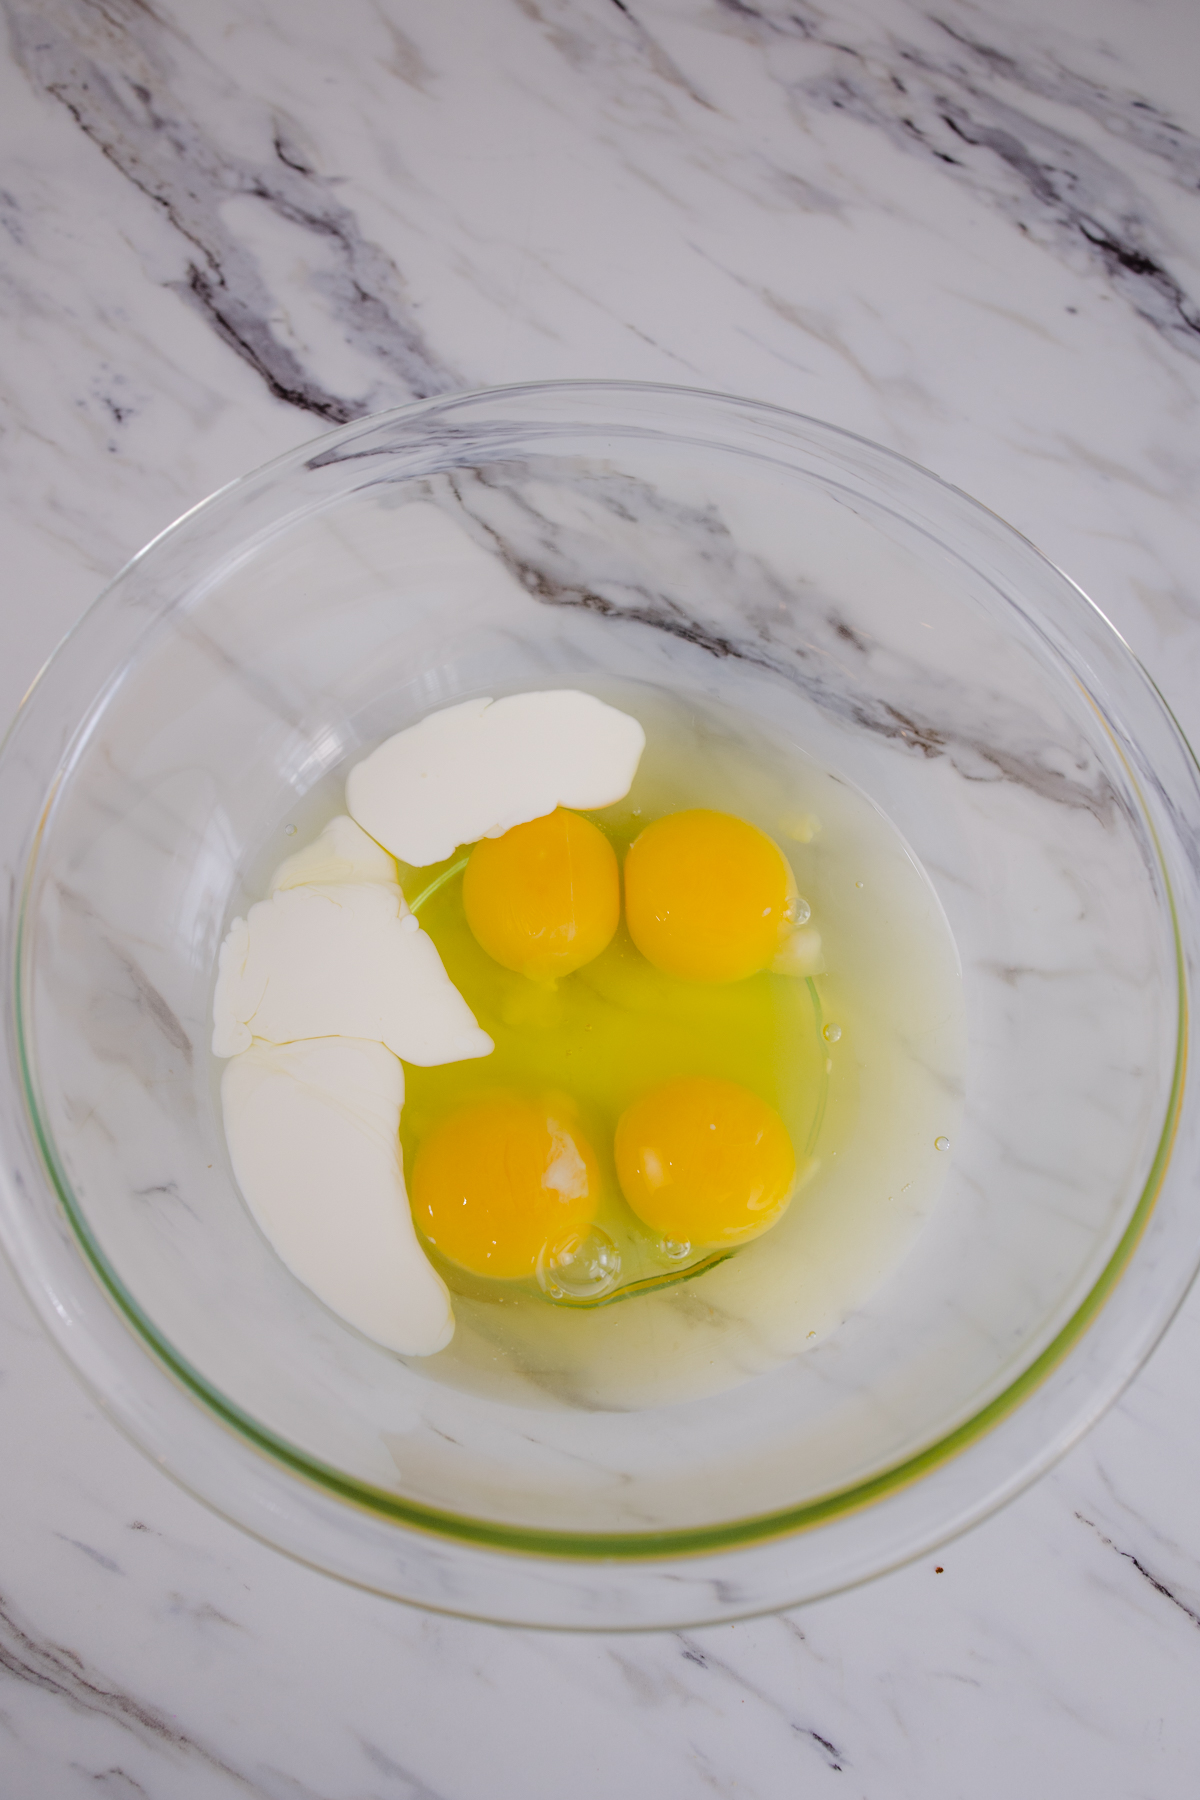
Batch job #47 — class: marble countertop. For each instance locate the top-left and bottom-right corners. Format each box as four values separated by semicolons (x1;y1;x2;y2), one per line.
4;0;1200;1793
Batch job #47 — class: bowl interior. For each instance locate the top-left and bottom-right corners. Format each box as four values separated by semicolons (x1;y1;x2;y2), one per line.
15;394;1180;1551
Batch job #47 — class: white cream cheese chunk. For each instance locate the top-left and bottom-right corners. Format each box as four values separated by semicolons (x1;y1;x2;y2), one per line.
211;881;494;1063
269;814;397;891
221;1037;453;1356
345;690;646;867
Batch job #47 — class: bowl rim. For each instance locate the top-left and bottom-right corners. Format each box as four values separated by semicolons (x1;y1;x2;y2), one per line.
2;377;1197;1593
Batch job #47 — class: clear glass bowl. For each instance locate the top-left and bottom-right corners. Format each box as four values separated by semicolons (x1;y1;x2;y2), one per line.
2;382;1198;1631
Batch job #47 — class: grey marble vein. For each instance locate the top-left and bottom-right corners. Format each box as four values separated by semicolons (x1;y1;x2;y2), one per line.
674;1633;847;1771
510;0;1200;366
6;0;458;420
1075;1512;1200;1632
0;1590;258;1790
436;464;1126;822
709;0;1200;358
358;1737;450;1800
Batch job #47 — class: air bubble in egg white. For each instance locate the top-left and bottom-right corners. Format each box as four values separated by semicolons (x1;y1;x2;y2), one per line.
537;1226;621;1300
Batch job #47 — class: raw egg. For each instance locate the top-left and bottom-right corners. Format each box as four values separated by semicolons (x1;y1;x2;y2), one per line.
614;1075;796;1248
412;1091;601;1278
623;809;797;982
463;807;619;982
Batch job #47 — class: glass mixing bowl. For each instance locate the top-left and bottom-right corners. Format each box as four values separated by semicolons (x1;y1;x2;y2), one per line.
2;382;1199;1631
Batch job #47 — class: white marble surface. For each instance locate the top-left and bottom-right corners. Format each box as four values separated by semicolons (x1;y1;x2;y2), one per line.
3;0;1200;1791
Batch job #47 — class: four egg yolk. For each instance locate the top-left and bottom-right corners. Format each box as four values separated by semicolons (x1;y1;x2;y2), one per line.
411;1091;600;1279
462;807;619;982
623;809;797;983
614;1076;796;1249
419;808;803;1282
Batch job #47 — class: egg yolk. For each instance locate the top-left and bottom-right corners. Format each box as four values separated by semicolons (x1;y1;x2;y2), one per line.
623;809;796;983
462;807;619;982
614;1076;796;1248
411;1091;601;1279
